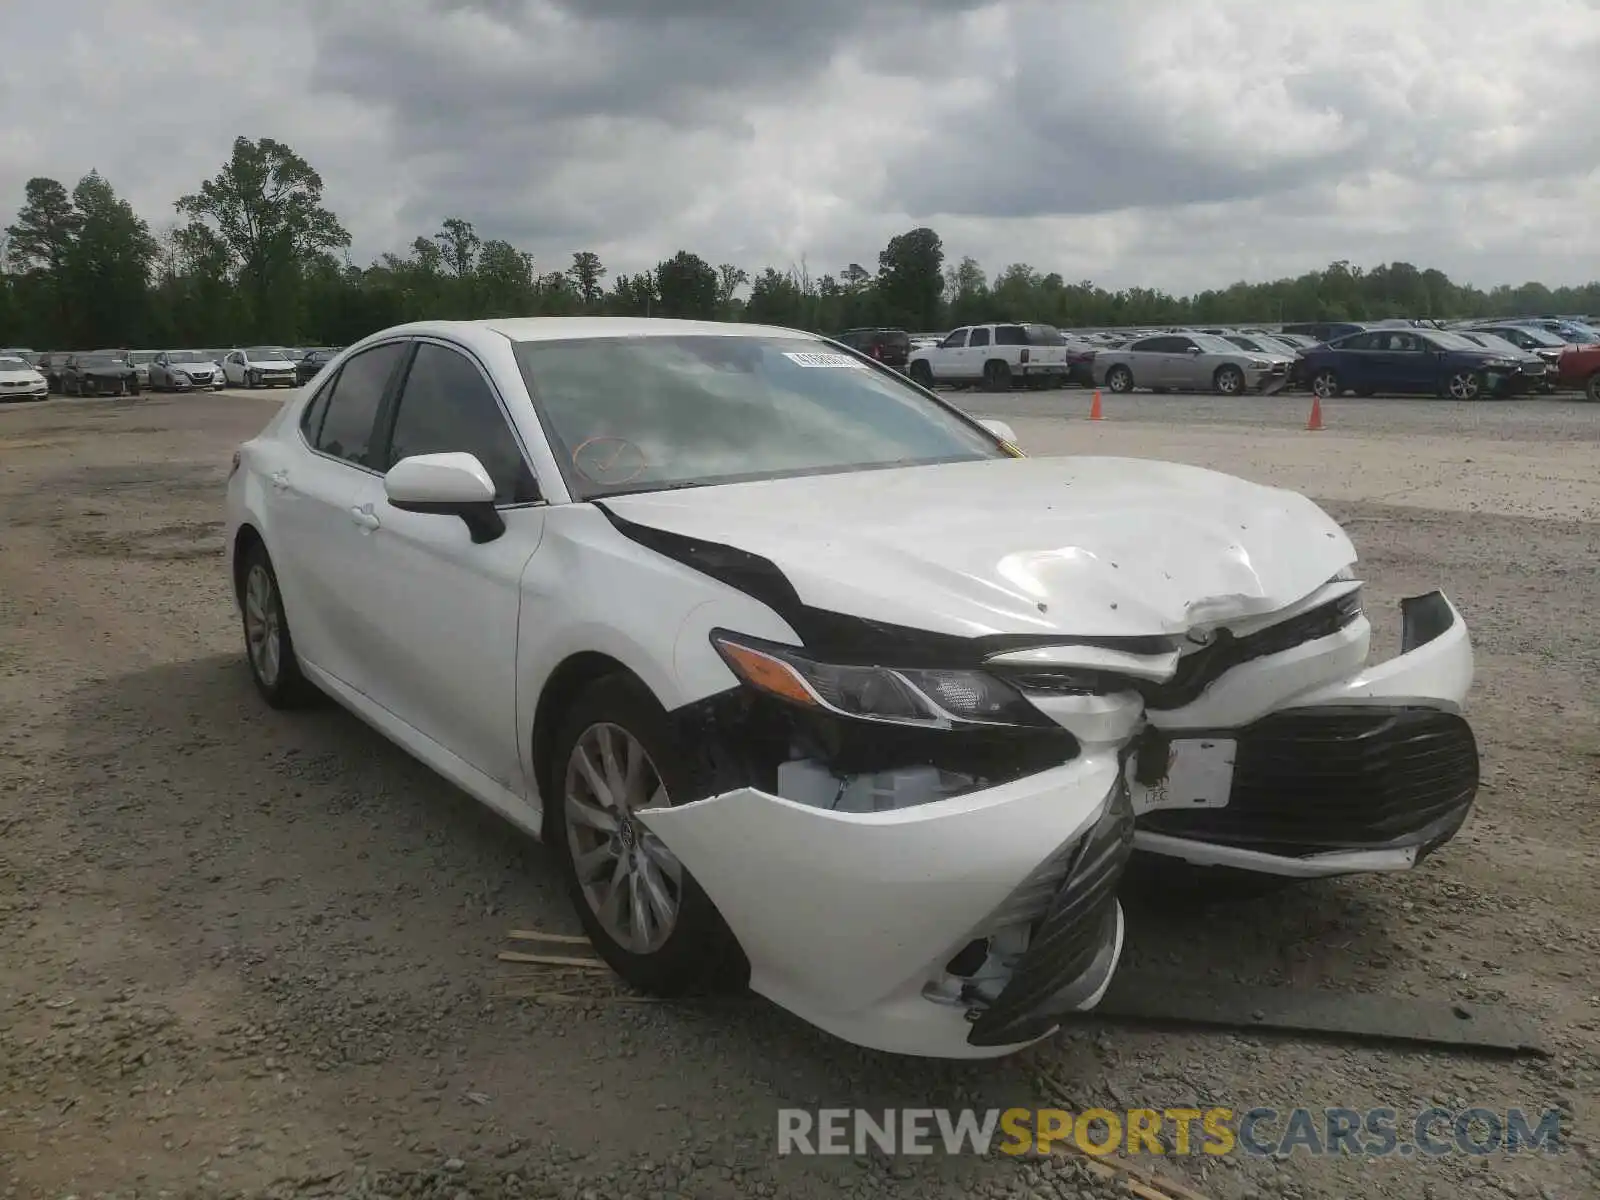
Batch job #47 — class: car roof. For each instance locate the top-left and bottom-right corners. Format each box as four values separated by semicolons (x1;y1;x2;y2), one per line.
377;317;822;347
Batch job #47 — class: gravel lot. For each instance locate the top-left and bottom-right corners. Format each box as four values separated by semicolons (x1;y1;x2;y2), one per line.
1;388;1597;1200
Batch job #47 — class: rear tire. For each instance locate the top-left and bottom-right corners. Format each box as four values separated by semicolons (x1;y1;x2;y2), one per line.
983;359;1012;392
1106;365;1134;393
238;543;318;709
546;674;748;996
1586;372;1600;403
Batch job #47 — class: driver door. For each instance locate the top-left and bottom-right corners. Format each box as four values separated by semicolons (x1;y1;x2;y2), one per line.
343;338;545;793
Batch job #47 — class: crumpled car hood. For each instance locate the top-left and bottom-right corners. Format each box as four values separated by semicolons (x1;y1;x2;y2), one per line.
599;456;1356;639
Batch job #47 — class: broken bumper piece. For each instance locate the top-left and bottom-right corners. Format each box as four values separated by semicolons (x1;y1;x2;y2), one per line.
635;756;1133;1059
1134;590;1480;877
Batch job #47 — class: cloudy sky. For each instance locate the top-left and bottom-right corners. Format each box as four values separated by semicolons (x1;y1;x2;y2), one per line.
4;0;1599;294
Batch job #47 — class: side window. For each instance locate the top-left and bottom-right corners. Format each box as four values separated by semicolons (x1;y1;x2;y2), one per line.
314;342;408;468
383;342;539;504
300;369;338;442
968;327;991;347
1169;336;1197;352
994;325;1027;346
1388;333;1420;352
940;329;968;349
1340;333;1374;350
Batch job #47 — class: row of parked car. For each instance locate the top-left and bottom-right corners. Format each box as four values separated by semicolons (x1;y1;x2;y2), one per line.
836;316;1600;401
0;345;344;399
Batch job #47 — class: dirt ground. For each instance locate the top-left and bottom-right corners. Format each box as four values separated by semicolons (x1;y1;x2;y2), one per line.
1;390;1596;1200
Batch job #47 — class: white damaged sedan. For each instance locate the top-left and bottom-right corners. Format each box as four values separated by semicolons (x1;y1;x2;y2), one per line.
224;318;1479;1059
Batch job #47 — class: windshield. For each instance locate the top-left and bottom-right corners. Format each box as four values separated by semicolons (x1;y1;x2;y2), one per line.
0;357;27;369
1461;333;1523;355
169;351;213;365
130;351;158;364
513;334;1006;499
1192;333;1243;354
1554;325;1599;343
1424;331;1488;351
246;347;290;359
1024;324;1065;346
1487;326;1562;347
80;356;126;369
1224;334;1270;353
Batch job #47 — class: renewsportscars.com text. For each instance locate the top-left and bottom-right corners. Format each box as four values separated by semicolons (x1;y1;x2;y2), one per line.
777;1106;1564;1158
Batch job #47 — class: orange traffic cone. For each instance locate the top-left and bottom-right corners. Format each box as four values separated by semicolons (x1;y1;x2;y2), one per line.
1089;389;1104;421
1306;395;1324;431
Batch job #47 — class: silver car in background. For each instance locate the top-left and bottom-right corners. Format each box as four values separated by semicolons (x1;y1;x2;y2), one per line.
149;350;226;392
1093;331;1288;395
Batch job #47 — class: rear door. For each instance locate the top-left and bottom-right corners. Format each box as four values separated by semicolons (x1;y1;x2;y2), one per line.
344;338;545;791
265;340;411;687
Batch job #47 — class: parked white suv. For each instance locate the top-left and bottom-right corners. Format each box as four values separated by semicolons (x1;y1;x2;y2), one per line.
907;323;1073;391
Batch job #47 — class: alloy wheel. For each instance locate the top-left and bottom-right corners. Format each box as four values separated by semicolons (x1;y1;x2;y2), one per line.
1312;371;1339;399
563;722;682;954
243;564;282;687
1447;371;1481;400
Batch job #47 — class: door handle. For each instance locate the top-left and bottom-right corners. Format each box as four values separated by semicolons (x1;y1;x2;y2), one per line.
349;505;381;531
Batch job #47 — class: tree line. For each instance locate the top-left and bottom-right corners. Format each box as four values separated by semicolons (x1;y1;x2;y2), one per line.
3;136;1598;351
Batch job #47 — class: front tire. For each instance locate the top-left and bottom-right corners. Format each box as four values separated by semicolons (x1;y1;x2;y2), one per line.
247;369;262;389
1310;369;1341;399
238;544;318;709
908;360;934;388
1446;370;1482;401
1213;364;1245;395
547;674;747;996
1106;365;1134;393
1586;372;1600;403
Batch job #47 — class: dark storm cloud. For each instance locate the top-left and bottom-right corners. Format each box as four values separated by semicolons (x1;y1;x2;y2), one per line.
5;0;1600;293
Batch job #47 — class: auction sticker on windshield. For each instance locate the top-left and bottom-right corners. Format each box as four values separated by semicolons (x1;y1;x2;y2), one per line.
783;352;869;368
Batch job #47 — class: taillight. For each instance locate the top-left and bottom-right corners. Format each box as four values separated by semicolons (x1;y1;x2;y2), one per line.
1020;348;1030;364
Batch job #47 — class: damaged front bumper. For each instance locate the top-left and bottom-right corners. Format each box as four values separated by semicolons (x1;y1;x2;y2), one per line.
636;756;1134;1059
1127;590;1479;877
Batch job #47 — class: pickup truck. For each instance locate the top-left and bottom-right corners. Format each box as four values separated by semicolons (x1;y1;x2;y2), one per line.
906;323;1072;390
1556;344;1600;401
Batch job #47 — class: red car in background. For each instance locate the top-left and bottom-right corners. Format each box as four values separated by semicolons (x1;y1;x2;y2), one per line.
1557;344;1600;401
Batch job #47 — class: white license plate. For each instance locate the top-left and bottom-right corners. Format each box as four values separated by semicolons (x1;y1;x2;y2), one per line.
1126;737;1237;815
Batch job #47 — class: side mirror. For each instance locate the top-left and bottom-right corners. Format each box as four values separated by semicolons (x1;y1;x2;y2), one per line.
384;452;506;544
1186;346;1202;354
978;418;1019;446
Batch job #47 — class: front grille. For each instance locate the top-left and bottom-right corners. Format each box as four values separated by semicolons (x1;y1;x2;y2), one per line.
967;783;1133;1047
1139;706;1479;855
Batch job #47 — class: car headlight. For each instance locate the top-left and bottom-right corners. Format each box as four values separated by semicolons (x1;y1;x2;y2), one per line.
710;631;1050;729
1249;359;1269;369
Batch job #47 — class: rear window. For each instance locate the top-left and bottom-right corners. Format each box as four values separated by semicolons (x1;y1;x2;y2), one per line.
1025;324;1065;346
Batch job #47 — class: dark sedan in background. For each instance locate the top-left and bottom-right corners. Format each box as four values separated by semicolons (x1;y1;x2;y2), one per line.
294;347;341;386
1301;328;1531;400
60;353;141;396
835;327;912;368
